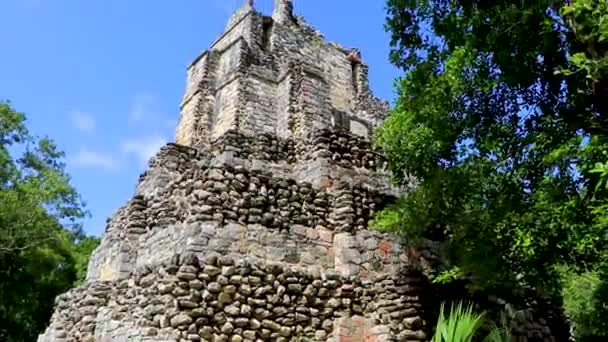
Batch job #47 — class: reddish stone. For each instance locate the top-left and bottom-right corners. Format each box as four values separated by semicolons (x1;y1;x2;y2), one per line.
318;228;334;243
378;240;392;259
306;227;319;240
335;316;380;342
320;176;334;189
359;268;370;279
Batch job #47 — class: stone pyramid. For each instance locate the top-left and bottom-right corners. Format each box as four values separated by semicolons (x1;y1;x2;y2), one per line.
39;1;567;341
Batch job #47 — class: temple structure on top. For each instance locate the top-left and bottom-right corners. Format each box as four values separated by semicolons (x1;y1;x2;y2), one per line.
175;0;388;147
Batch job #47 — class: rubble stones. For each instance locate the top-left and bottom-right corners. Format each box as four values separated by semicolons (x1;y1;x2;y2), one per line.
40;253;432;341
171;314;193;327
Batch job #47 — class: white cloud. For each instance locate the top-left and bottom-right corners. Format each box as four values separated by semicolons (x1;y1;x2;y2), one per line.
71;111;96;134
128;92;156;124
121;135;168;165
69;147;119;171
127;92;177;133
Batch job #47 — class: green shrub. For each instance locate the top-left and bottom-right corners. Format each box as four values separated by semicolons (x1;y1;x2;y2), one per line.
560;266;608;341
432;301;511;342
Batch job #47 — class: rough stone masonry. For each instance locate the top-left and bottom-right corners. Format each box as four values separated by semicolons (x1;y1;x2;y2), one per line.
39;1;569;341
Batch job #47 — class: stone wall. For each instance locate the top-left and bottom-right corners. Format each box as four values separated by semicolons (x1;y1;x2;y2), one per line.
212;7;255;53
207;128;386;172
213;77;241;139
275;71;294;139
177;49;219;147
43;252;568;342
139;142;387;234
41;252;430;342
131;221;416;283
214;130;297;164
305;129;385;171
84;135;398;284
42;135;570;341
241;67;278;134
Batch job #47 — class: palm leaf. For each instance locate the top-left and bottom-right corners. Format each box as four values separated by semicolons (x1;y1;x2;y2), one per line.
432;301;486;342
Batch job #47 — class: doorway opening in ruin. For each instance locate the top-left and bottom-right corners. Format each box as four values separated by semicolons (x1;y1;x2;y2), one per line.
262;16;274;51
332;111;350;131
351;60;359;96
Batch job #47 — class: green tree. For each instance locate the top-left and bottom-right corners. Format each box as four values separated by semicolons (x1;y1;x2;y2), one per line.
558;266;608;340
376;0;608;339
0;101;99;341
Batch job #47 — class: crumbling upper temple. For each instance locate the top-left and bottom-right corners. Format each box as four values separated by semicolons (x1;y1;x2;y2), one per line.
39;1;569;341
175;0;388;148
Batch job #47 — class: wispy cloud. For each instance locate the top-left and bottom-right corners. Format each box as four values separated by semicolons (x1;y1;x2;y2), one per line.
128;92;156;124
121;135;168;165
67;93;171;172
127;92;177;132
69;147;119;171
71;111;96;134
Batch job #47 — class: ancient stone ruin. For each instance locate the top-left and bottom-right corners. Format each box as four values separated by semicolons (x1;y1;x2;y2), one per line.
39;1;569;341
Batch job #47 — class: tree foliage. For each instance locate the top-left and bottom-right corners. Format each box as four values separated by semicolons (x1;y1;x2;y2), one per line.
558;266;608;339
0;101;100;341
377;0;608;339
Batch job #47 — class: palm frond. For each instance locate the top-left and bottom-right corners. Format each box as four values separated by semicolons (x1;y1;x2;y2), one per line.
432;301;486;342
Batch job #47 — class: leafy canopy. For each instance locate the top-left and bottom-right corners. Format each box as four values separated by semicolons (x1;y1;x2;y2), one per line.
376;0;608;333
0;101;100;342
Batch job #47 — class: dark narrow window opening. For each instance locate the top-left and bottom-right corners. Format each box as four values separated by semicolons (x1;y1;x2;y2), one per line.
351;61;359;95
262;17;273;51
333;111;350;131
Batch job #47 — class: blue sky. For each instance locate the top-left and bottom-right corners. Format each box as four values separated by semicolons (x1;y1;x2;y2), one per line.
0;0;400;236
